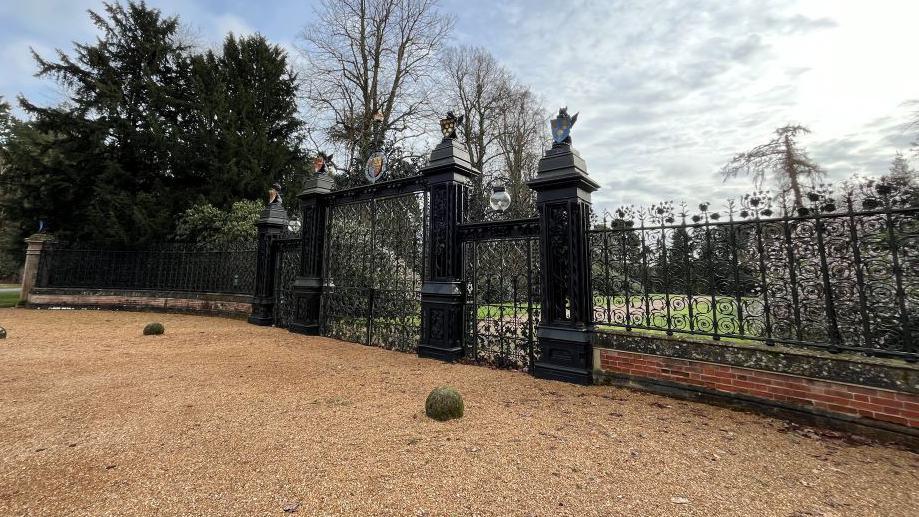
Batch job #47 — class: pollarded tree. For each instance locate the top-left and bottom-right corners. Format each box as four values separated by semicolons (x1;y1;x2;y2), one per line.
298;0;453;182
721;125;824;210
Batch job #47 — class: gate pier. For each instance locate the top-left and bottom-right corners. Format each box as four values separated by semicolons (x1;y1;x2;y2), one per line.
248;201;289;326
526;141;599;384
289;175;334;335
418;135;480;361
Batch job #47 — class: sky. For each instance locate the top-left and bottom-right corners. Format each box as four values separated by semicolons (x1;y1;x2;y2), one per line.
1;0;916;213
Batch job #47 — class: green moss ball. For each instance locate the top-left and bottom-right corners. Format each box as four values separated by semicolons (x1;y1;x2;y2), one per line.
143;322;165;336
425;386;464;421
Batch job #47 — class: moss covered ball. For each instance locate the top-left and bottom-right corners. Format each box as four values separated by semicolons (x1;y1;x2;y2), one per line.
143;322;165;336
0;327;6;339
425;386;464;421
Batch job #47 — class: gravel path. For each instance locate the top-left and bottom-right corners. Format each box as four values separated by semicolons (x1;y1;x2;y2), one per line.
0;309;916;516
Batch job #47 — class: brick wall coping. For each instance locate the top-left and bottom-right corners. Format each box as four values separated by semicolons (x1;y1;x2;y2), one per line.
594;329;918;394
26;288;252;319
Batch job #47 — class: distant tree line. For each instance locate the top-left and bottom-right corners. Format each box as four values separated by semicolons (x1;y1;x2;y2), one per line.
0;0;549;279
0;1;305;280
1;0;916;285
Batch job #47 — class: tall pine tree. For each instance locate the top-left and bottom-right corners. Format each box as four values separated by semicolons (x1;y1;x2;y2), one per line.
0;2;306;253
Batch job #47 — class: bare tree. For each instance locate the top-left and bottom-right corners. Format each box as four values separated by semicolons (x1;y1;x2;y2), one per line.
298;0;453;178
495;84;546;218
910;101;919;157
440;46;546;218
441;46;510;173
721;125;824;209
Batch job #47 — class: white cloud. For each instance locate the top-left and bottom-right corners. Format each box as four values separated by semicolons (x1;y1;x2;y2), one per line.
213;13;256;38
448;0;919;212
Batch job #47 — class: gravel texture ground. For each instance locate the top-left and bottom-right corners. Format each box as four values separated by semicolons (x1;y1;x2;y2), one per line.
0;308;916;516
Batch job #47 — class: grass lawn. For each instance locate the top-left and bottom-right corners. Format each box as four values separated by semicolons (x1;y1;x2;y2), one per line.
0;309;915;516
0;290;19;308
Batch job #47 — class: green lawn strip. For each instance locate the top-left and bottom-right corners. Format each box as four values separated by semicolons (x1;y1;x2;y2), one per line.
0;291;20;308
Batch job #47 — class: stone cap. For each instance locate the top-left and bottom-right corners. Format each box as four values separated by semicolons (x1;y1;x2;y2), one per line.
527;143;599;193
299;174;335;198
421;138;479;180
257;203;289;227
25;233;55;243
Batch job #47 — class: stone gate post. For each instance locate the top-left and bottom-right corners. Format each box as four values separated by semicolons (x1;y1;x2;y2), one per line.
20;234;52;305
526;114;599;384
418;127;480;361
289;174;334;334
248;197;289;326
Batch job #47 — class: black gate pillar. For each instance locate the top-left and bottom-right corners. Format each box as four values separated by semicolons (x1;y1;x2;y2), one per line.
248;197;289;326
418;126;479;361
526;116;599;384
289;174;334;334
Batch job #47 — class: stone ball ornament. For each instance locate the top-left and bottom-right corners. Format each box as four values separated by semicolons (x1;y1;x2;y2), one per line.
143;322;165;336
425;386;464;421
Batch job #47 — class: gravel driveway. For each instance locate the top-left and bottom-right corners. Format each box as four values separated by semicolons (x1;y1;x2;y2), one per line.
0;309;916;516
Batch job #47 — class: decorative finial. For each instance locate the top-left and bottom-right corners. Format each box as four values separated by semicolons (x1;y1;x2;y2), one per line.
550;107;579;145
268;182;283;204
440;111;464;140
313;152;333;175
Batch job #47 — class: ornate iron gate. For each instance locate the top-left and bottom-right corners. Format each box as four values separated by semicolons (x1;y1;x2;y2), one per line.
460;220;541;371
320;192;427;352
272;237;302;328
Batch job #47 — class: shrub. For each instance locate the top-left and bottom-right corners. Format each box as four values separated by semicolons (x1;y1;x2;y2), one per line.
143;322;165;336
425;386;464;421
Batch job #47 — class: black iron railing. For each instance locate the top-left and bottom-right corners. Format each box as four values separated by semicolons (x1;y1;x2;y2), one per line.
589;181;919;361
36;241;257;295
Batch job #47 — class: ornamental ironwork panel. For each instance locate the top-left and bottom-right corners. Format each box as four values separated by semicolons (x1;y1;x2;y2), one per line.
272;237;302;328
35;241;256;295
320;192;427;352
463;236;541;370
589;182;919;362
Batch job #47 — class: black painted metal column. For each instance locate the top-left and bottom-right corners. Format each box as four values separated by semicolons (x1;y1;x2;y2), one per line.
418;135;479;361
527;141;600;384
289;175;334;334
248;200;289;326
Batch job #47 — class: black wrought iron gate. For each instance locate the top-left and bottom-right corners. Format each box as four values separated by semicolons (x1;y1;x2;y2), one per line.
459;219;541;371
320;192;427;352
250;128;601;384
272;237;302;328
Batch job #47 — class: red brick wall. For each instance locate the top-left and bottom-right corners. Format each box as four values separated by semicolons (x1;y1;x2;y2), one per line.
598;349;919;429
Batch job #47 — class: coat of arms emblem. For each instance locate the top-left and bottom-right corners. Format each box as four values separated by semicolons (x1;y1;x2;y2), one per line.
313;153;332;175
365;151;386;183
550;107;579;145
439;111;463;139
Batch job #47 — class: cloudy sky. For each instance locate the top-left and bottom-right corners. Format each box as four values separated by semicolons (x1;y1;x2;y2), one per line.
1;0;916;212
